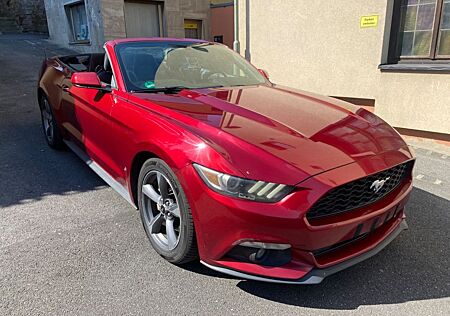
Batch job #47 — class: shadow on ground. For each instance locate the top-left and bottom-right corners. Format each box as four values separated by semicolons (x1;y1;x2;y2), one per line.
0;34;103;208
0;101;105;208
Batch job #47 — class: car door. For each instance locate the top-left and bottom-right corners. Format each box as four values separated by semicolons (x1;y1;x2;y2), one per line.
63;55;121;179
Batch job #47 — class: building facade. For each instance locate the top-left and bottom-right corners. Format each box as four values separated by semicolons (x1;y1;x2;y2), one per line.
44;0;211;53
210;0;233;48
238;0;450;139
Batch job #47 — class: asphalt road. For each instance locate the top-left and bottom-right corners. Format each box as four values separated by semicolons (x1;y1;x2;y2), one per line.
0;34;449;316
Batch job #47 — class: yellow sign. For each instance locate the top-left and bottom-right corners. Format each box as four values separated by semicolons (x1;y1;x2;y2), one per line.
360;15;379;28
184;23;198;29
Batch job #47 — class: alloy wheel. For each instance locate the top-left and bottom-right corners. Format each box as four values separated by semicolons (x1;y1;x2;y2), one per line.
141;170;182;251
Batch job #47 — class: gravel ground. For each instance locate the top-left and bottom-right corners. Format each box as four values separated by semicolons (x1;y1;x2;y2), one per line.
0;34;449;316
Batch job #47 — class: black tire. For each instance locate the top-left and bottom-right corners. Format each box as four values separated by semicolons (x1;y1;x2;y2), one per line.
39;94;64;149
138;158;198;264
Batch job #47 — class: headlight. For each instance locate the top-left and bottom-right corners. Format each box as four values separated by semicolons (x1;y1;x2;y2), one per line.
193;164;294;202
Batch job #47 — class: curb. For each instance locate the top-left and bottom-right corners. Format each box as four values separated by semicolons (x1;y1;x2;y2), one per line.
403;135;450;156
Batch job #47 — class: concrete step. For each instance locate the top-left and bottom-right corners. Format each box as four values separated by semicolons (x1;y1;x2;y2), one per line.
0;17;17;21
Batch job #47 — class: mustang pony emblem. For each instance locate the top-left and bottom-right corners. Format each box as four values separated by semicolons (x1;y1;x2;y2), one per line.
370;177;390;193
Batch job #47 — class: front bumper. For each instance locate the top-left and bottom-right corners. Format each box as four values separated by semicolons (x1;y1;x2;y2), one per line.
201;220;408;284
176;151;414;283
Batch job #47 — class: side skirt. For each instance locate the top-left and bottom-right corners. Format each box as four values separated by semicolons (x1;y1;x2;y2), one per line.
64;140;137;209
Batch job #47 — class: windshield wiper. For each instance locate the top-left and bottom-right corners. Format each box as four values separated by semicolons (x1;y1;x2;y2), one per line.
130;86;188;94
131;85;226;94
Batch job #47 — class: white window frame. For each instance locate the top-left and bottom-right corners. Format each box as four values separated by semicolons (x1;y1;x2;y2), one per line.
65;0;91;44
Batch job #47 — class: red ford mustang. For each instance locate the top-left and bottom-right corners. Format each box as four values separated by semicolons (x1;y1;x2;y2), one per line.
38;38;414;284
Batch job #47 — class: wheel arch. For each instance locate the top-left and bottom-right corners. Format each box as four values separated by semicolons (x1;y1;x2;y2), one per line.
130;149;186;207
130;151;159;207
37;86;58;112
128;136;197;207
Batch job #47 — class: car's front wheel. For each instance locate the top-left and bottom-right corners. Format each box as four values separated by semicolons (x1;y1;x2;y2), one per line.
138;158;198;264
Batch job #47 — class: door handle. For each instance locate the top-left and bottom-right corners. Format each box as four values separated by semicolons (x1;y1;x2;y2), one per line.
61;85;70;93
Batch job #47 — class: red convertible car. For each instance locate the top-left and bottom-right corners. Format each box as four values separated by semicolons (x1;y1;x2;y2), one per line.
38;38;414;284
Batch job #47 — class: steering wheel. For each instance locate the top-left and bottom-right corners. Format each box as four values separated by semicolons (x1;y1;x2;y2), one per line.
207;72;227;80
206;71;228;86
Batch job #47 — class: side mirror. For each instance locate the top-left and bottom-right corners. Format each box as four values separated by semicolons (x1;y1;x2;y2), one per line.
71;72;112;93
258;69;270;80
71;72;102;88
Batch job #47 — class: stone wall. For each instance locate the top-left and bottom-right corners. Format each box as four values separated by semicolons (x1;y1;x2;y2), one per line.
166;0;211;39
42;0;210;53
100;0;126;40
101;0;211;41
0;0;48;33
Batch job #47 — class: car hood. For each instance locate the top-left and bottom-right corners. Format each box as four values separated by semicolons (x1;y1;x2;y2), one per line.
130;84;409;184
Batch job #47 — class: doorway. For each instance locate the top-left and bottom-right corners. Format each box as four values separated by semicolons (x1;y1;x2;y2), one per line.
184;19;202;39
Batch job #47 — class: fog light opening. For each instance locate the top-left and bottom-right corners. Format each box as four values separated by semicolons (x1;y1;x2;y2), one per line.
225;241;292;267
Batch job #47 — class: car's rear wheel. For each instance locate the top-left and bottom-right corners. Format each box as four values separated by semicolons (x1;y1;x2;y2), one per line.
39;94;64;149
138;158;198;264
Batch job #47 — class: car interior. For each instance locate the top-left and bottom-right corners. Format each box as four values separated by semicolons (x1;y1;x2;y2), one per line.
59;53;113;85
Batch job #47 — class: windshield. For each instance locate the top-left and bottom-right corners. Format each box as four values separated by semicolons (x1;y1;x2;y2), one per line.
115;41;267;91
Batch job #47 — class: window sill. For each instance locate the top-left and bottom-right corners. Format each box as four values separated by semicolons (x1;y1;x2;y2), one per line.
69;40;91;46
379;63;450;73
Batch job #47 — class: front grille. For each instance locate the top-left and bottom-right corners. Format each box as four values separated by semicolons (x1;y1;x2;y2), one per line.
306;161;413;220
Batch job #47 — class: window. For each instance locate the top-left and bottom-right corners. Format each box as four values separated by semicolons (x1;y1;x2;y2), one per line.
66;1;90;43
213;35;224;43
389;0;450;62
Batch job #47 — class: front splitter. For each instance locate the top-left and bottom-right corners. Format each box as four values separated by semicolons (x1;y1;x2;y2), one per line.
201;220;408;284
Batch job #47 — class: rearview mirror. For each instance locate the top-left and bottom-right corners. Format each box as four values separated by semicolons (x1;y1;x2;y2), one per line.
258;69;270;80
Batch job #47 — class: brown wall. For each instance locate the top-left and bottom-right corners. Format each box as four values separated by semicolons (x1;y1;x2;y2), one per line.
211;4;233;48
